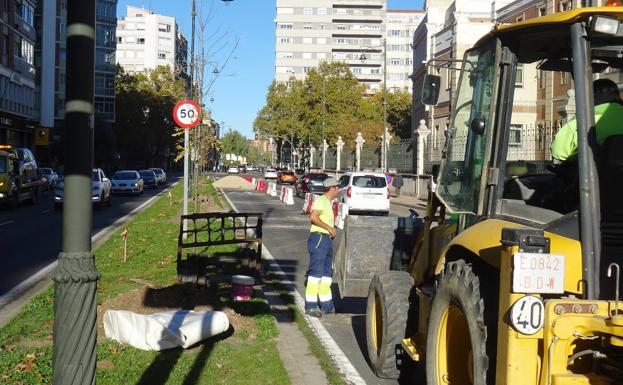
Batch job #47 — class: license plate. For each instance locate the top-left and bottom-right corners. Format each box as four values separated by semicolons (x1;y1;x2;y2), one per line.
513;253;565;294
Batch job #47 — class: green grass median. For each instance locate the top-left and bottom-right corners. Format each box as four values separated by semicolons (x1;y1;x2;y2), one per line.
0;178;289;385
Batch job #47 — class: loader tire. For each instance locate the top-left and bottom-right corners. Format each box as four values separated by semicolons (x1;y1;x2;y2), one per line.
366;271;414;379
425;260;490;385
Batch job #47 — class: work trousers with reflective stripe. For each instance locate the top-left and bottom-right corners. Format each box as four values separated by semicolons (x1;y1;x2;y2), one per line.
305;232;334;311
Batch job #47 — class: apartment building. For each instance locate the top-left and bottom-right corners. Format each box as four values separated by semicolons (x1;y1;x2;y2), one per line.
385;10;424;92
275;0;386;91
0;0;37;147
116;5;189;79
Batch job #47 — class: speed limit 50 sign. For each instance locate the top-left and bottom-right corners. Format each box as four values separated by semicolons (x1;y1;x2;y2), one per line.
173;100;201;128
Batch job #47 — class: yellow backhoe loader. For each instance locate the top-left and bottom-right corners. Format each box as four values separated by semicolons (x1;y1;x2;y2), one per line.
363;6;623;385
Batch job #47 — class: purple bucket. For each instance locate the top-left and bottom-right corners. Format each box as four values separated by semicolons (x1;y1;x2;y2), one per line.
231;275;255;301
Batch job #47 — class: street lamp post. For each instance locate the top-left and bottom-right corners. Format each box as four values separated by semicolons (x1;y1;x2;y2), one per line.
360;38;388;172
52;1;98;384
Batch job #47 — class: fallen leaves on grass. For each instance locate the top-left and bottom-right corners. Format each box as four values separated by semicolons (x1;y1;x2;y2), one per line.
13;353;37;373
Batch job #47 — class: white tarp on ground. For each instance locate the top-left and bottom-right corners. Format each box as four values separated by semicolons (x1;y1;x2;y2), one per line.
104;309;230;351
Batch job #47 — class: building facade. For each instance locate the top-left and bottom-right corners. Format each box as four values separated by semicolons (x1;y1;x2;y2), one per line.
385;10;424;92
275;0;386;91
33;0;117;166
116;5;188;78
0;0;37;147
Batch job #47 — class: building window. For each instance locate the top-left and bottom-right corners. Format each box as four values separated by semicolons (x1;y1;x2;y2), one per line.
371;68;380;74
277;7;294;14
317;52;326;59
138;38;145;44
20;38;33;64
515;64;524;87
302;52;312;59
389;58;401;66
317;7;327;15
158;23;171;32
317;37;326;44
158;51;166;60
303;7;313;15
560;71;568;85
117;36;122;43
276;52;293;59
390;29;401;37
336;24;347;30
303;37;312;44
136;23;145;30
16;0;34;27
304;24;313;29
509;124;522;146
559;0;572;12
352;67;362;74
389;44;401;51
303;66;312;74
279;37;291;44
336;38;346;44
278;23;293;29
538;7;546;16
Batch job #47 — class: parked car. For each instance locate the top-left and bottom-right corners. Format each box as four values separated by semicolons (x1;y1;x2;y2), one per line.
264;168;278;179
54;168;112;210
338;172;390;215
139;170;158;189
277;171;297;185
227;165;239;174
39;167;59;189
295;172;329;197
111;170;144;195
149;168;166;185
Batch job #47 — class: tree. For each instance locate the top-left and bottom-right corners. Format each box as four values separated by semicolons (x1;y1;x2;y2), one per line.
253;61;414;152
220;129;249;161
115;65;186;168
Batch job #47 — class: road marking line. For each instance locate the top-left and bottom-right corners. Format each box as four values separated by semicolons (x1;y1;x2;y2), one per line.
41;208;54;214
0;181;181;312
0;220;15;227
220;188;366;385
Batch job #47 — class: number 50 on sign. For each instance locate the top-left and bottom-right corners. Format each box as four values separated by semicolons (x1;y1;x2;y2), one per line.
173;100;201;128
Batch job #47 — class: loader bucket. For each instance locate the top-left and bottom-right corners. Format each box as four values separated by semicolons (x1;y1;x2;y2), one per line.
334;215;423;297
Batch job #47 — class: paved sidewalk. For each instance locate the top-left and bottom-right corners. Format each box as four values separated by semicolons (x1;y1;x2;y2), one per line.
390;194;427;209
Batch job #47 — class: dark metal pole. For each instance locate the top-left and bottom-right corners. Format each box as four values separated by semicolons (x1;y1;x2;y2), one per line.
52;0;98;384
571;22;600;299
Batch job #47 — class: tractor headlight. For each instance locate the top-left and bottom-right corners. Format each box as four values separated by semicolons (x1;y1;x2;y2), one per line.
592;16;620;35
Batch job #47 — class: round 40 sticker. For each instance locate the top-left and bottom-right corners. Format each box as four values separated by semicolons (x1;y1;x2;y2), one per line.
173;100;201;128
510;295;544;335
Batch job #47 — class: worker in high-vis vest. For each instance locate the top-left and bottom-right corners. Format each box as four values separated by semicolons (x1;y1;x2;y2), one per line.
305;177;341;318
551;78;623;163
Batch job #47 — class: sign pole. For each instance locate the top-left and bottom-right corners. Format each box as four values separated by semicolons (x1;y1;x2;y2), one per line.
173;99;201;241
183;129;189;238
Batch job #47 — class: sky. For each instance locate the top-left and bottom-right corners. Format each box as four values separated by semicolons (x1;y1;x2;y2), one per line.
116;0;426;139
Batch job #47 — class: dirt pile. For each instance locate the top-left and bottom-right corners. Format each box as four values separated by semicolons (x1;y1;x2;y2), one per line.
212;176;255;190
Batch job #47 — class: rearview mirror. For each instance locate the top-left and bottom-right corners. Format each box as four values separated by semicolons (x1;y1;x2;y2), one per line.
421;74;441;106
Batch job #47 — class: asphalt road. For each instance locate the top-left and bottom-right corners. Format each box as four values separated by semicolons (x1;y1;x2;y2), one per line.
218;172;424;385
0;177;179;298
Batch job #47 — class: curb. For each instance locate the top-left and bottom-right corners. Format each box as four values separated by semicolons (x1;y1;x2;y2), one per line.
0;180;180;320
219;187;366;385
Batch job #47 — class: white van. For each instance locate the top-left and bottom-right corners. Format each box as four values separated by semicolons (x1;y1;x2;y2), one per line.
338;172;390;215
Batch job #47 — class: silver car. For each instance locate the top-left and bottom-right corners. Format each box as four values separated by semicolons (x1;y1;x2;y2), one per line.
149;168;166;185
54;168;112;210
111;170;144;195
